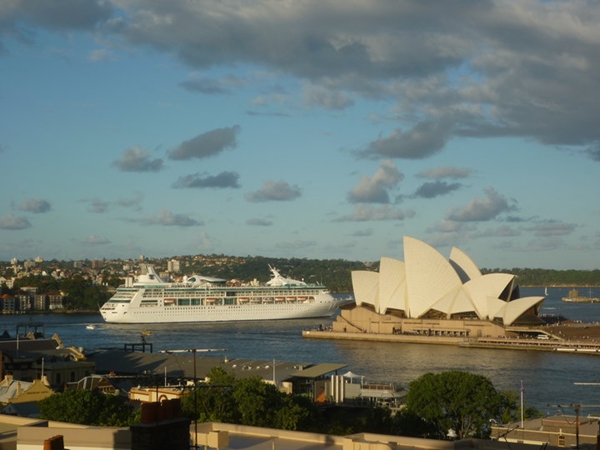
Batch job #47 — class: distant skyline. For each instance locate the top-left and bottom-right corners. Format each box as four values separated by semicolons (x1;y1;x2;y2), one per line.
2;1;600;270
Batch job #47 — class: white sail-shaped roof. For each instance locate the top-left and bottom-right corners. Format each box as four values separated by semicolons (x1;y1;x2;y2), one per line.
463;273;515;319
351;271;379;308
378;257;406;315
501;296;544;326
449;246;482;283
404;236;463;318
351;236;545;326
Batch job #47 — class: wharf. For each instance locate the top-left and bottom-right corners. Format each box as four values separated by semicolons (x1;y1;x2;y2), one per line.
302;329;600;354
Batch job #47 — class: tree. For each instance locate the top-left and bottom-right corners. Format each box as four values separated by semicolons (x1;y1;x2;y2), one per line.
181;368;322;431
405;371;505;440
182;367;237;424
232;376;284;427
38;390;138;426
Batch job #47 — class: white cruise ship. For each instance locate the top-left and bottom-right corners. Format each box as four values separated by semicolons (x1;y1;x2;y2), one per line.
99;264;351;324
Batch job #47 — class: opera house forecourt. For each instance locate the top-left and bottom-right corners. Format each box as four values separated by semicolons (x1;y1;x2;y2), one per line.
305;236;562;348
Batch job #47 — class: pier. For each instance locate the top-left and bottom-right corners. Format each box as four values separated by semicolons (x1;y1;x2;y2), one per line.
302;329;600;354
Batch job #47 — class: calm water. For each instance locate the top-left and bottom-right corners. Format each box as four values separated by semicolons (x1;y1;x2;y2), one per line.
4;287;600;414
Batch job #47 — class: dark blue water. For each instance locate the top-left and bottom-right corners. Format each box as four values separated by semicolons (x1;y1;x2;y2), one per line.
4;287;600;415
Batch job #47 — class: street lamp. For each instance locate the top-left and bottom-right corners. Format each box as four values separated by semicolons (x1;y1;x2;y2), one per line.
160;348;227;449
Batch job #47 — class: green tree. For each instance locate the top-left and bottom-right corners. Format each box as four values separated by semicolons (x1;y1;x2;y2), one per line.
181;368;322;431
38;390;138;426
182;367;237;424
232;376;284;427
60;275;110;310
405;371;505;440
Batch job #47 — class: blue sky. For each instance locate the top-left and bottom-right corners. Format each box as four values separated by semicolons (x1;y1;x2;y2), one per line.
2;0;600;270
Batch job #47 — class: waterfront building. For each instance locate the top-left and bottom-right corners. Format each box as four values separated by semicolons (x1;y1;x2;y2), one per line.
334;236;545;338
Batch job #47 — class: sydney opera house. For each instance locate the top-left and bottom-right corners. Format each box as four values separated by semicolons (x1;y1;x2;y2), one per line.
332;236;546;338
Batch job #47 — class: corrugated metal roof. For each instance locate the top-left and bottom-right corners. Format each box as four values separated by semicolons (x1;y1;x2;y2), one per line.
290;363;347;379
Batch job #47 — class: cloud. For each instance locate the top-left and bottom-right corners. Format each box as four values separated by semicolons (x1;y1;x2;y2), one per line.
0;214;31;230
525;221;576;237
495;237;566;253
86;1;600;154
172;171;240;189
88;48;109;62
179;75;245;95
2;0;113;33
81;234;110;245
359;122;453;159
417;166;474;180
412;181;462;199
168;126;240;160
334;205;415;222
472;225;521;238
446;188;514;222
304;85;354;110
350;228;373;237
15;198;51;213
116;191;144;211
246;180;302;202
80;198;109;214
138;210;202;227
112;146;164;172
585;145;600;162
348;160;403;204
246;218;273;226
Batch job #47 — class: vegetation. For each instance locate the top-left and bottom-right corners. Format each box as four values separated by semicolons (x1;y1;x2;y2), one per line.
3;274;112;310
38;389;139;426
2;255;600;312
35;369;539;439
181;367;320;431
403;371;541;440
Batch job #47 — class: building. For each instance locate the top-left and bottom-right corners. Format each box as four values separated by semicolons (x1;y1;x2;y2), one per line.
491;415;599;448
5;416;596;450
168;259;180;273
332;236;545;338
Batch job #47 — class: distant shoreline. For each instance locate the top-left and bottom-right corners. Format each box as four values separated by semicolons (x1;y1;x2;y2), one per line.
5;310;100;316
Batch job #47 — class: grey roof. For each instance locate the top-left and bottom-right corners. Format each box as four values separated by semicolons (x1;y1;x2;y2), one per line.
0;380;33;403
290;363;347;379
0;338;60;353
87;349;319;384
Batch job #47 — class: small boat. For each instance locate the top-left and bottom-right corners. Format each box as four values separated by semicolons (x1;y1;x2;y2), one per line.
85;325;96;330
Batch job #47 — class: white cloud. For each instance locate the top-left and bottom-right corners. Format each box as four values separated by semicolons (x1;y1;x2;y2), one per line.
112;147;164;172
446;188;514;222
0;214;31;230
15;198;51;213
246;180;302;202
335;205;415;222
348;159;403;204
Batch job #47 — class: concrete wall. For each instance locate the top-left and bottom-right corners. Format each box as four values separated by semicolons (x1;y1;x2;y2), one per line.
16;421;131;450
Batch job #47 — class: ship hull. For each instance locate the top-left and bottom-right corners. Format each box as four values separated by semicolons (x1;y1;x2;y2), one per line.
100;293;345;324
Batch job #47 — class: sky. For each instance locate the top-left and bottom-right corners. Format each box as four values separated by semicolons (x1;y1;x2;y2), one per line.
1;0;600;270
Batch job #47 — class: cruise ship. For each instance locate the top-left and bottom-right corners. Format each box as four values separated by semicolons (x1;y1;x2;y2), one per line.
99;265;351;324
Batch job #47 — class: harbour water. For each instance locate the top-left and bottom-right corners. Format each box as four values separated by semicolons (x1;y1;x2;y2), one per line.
4;287;600;415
